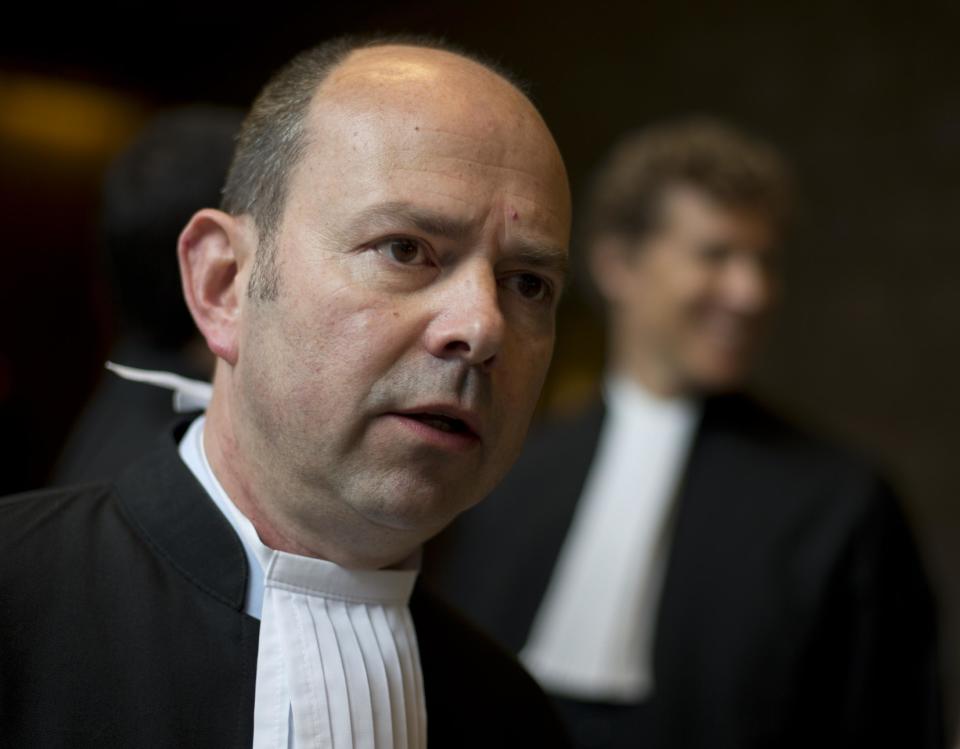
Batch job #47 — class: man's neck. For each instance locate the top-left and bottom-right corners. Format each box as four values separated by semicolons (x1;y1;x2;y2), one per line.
608;347;689;400
201;396;314;557
202;385;421;570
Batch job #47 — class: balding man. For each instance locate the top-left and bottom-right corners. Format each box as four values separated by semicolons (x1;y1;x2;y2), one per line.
0;35;572;747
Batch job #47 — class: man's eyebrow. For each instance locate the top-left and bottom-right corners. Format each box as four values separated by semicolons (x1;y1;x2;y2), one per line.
349;201;477;243
508;242;570;285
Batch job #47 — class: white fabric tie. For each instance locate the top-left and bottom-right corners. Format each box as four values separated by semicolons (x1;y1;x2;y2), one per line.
105;360;213;412
520;375;699;703
254;552;426;749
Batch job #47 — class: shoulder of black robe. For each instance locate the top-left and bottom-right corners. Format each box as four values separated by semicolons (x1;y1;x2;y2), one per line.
50;338;205;487
653;392;944;749
412;584;571;747
0;420;571;748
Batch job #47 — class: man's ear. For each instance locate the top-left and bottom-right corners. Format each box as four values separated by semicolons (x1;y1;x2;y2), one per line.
178;209;253;366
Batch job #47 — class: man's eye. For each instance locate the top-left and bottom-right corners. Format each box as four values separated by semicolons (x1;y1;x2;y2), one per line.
374;237;430;265
508;273;551;302
696;242;732;264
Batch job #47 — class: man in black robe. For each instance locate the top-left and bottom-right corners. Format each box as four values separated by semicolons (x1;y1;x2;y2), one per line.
428;119;943;749
1;34;573;748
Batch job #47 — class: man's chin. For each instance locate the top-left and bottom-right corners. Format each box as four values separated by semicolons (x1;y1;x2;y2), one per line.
682;357;751;395
352;481;481;536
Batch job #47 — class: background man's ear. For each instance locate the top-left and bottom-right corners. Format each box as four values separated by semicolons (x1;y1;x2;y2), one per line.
588;236;635;306
178;208;253;366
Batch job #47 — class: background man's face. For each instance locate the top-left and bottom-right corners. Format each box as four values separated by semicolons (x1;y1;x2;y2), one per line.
602;185;778;395
232;58;570;544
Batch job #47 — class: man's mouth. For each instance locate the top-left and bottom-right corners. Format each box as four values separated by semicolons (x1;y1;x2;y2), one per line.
386;406;482;450
699;313;760;352
407;413;471;434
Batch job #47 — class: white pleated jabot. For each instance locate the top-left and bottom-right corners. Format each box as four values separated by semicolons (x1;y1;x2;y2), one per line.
254;552;426;749
179;416;427;749
520;375;699;703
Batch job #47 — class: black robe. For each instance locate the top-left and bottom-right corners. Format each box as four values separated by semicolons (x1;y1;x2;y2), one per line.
0;419;569;748
426;393;943;749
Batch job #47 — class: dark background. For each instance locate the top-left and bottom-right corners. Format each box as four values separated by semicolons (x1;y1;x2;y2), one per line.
2;2;957;741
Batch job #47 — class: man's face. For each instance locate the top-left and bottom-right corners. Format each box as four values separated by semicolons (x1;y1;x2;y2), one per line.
231;50;570;548
600;185;778;395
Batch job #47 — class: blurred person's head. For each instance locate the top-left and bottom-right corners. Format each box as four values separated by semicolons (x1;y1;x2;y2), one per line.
584;118;792;397
178;36;571;568
101;106;243;352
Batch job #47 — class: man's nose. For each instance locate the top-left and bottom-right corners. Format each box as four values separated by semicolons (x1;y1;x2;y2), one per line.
424;263;506;370
725;257;775;315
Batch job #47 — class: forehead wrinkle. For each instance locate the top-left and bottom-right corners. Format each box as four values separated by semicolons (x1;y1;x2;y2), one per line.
390;165;567;223
392;166;484;190
397;153;555;182
344;200;481;244
389;136;557;179
398;126;539;158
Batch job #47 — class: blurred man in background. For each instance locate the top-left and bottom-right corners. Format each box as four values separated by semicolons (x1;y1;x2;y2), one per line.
52;106;239;484
428;119;942;749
